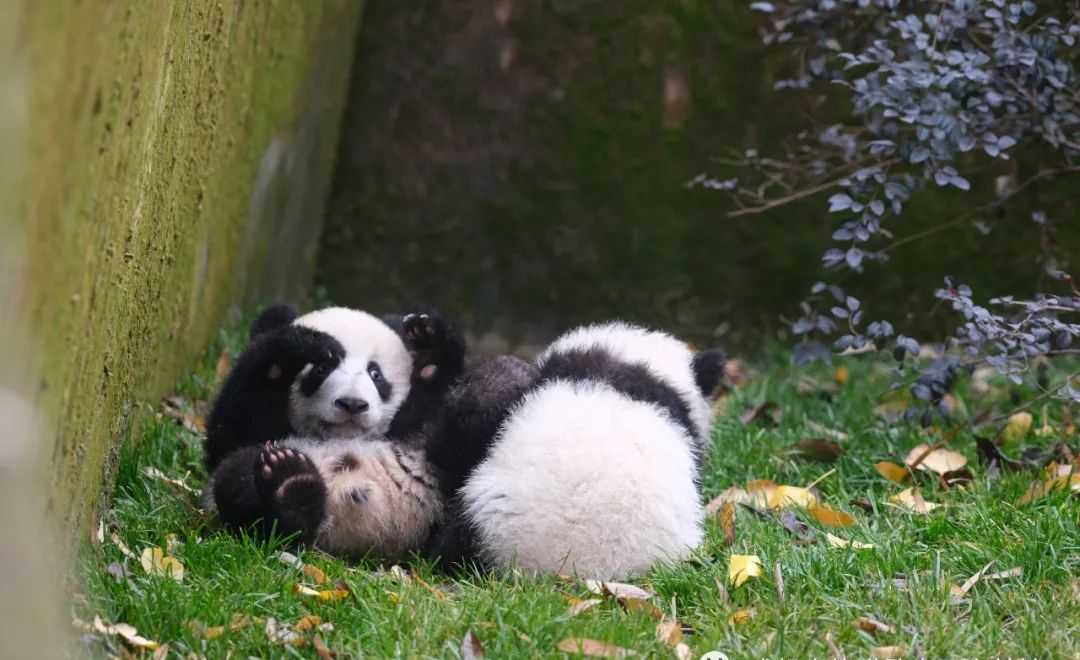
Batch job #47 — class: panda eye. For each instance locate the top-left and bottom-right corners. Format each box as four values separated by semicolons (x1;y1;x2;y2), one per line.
368;363;383;382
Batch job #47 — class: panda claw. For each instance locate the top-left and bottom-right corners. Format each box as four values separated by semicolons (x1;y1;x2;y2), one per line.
255;445;320;504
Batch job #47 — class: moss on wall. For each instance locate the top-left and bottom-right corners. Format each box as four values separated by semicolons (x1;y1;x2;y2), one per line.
16;0;363;537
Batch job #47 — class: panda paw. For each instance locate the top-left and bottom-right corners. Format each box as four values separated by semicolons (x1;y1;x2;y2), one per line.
255;444;323;503
402;313;448;382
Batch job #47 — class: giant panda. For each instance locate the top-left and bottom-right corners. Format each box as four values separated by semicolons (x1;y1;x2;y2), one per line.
204;304;465;559
428;321;725;579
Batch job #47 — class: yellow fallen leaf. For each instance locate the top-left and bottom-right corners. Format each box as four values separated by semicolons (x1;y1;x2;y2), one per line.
566;597;602;617
728;554;763;587
1001;412;1033;444
904;443;967;474
875;461;908;483
825;533;875;550
1016;471;1080;505
871;645;907;658
834;365;850;385
314;634;337;660
139;546;184;582
294;584;350;602
728;608;755;625
151;643;169;660
229;613;257;631
303;564;327;585
555;637;634;658
655;619;683;646
767;485;818;509
888;488;940;514
618;596;664;620
186;620;226;639
294;615;323;632
854;617;894;635
808;503;856;527
719;501;736;546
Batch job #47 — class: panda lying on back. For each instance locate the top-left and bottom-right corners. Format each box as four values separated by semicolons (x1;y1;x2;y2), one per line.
428;321;725;579
205;304;465;558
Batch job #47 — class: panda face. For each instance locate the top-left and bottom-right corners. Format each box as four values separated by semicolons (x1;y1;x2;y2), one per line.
287;308;413;440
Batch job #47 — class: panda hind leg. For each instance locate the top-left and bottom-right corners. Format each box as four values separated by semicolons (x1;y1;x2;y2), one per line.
254;445;327;543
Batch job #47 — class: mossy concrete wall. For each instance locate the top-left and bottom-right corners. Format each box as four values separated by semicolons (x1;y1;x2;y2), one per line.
15;1;363;537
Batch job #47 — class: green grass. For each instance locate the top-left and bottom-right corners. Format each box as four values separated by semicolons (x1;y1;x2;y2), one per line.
79;330;1080;658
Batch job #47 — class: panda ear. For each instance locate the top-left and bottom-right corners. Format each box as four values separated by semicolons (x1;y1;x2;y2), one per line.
692;348;727;398
250;304;299;340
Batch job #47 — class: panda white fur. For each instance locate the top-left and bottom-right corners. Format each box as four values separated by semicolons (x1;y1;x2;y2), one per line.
205;304;463;559
441;322;723;579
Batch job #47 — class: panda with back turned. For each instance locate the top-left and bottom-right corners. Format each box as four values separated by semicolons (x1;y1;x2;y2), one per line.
204;304;467;558
427;321;726;579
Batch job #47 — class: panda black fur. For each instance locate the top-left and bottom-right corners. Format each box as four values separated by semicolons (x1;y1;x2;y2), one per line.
429;321;725;579
204;304;464;558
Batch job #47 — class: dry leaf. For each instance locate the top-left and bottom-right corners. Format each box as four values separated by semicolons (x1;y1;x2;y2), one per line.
110;533;137;560
264;617;304;647
740;400;782;426
214;350;232;386
950;561;995;601
294;615;323;632
584;580;654;601
834;365;850;385
728;608;755;625
143;467;199;495
824;632;845;660
875;461;908;484
278;551;304;569
854;617;895;635
888;488;940;514
767;485;818;509
566;597;603;617
556;637;634;658
786;438;845;462
140;547;184;581
774;562;785;602
314;634;336;660
303;564;327;585
904;444;967;474
229;614;257;631
825;533;875;550
93;616;160;650
806;420;849;442
618;596;664;620
294;584;350;601
871;645;906;658
719;501;736;547
161;396;208;434
674;642;692;660
808;503;856;528
779;510;817;542
1001;412;1033;444
984;566;1023;581
656;619;683;646
187;620;225;639
728;554;763;588
151;644;169;660
462;630;485;660
1016;469;1080;505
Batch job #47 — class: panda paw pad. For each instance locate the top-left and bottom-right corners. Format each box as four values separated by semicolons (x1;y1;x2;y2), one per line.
255;444;321;503
402;313;444;350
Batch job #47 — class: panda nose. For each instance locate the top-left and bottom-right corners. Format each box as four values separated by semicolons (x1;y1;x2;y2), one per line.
334;397;369;414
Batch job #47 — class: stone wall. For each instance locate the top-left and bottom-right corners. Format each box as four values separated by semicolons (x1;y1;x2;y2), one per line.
13;0;363;537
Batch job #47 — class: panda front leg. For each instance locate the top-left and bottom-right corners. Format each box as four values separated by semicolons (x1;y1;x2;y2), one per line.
400;311;466;389
253;444;327;545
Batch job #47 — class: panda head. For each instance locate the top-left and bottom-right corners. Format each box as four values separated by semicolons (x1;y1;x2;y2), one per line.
287;307;413;440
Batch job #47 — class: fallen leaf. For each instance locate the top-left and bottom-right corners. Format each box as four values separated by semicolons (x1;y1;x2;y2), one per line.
1016;470;1080;505
143;467;199;495
462;630;485;659
93;616;159;650
214;350;232;386
904;444;967;475
110;533;137;560
151;644;169;660
849;497;874;513
826;533;875;550
264;617;304;647
229;614;257;631
854;617;894;635
584;580;654;601
728;554;763;588
294;584;350;602
806;420;849;442
294;615;323;632
808;503;856;528
834;365;850;385
728;608;755;625
655;619;683;646
768;485;818;509
984;566;1023;581
1001;412;1033;444
888;488;940;514
556;638;634;658
187;620;225;639
303;564;327;585
674;642;692;660
140;547;184;582
740;400;782;426
940;467;975;488
871;645;907;658
719;501;736;546
824;632;845;660
106;562;130;582
278;551;304;569
779;510;817;542
785;438;845;462
874;461;908;484
314;634;336;660
161;396;208;435
774;562;785;602
566;597;603;618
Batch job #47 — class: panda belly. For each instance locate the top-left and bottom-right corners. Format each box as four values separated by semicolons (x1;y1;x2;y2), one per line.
279;438;443;559
460;380;703;580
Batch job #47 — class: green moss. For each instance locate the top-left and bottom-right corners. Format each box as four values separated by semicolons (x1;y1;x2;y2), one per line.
18;0;363;539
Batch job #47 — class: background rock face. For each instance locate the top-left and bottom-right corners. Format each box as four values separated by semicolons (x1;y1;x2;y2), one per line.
14;1;362;537
320;0;1078;353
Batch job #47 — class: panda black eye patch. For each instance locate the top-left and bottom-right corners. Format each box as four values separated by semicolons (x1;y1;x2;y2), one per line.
368;361;392;401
